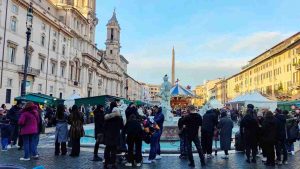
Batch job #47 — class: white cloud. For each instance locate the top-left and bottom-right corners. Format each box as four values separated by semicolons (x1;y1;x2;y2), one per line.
124;31;294;87
230;31;292;53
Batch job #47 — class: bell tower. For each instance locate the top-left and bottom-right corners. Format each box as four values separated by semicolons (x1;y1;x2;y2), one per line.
105;9;121;62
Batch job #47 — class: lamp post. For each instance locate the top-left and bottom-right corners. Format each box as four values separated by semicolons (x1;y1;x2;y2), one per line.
21;3;33;98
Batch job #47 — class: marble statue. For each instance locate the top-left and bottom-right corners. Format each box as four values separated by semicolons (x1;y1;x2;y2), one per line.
159;74;173;121
119;100;128;124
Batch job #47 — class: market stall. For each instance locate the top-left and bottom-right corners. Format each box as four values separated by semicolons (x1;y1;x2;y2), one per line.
226;91;277;111
170;83;195;108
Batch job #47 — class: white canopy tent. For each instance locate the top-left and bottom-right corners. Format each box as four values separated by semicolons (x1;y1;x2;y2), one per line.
227;92;277;111
64;93;81;108
199;99;223;116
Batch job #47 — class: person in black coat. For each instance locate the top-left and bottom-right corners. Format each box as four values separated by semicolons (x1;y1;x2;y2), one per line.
274;109;288;164
6;101;22;148
93;105;105;161
69;105;85;157
103;101;124;169
262;111;278;166
125;103;139;121
178;111;188;159
0;117;11;151
124;114;143;167
240;104;259;163
183;105;205;168
201;108;218;158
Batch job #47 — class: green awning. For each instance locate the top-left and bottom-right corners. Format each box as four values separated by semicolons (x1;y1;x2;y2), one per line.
15;93;64;106
277;100;300;111
75;95;130;108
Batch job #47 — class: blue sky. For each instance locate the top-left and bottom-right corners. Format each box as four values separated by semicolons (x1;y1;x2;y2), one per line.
95;0;300;88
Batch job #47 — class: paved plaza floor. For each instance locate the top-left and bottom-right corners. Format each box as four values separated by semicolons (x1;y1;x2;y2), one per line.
0;147;300;169
1;129;299;169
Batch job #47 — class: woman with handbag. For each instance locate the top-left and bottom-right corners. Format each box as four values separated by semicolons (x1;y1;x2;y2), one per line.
69;105;84;157
93;104;105;161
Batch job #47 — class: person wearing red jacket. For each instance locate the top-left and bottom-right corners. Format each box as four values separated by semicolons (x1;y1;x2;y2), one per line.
18;102;40;161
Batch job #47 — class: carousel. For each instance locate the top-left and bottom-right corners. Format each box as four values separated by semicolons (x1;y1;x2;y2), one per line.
170;83;195;109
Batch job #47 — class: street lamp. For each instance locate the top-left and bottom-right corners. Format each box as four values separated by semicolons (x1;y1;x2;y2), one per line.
21;3;33;98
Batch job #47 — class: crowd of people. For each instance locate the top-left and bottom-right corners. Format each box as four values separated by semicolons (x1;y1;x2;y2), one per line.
0;99;300;168
238;104;300;166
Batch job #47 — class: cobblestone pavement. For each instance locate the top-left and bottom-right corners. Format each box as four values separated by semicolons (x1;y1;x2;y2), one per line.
1;130;300;169
1;147;300;169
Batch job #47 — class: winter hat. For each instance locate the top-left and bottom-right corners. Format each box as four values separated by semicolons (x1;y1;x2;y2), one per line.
221;111;227;118
247;104;254;109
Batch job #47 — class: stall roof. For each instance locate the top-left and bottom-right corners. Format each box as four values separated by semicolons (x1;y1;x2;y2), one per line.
15;93;64;105
171;83;194;97
228;92;274;103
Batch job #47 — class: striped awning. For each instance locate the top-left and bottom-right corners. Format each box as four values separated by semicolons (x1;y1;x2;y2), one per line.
170;83;194;97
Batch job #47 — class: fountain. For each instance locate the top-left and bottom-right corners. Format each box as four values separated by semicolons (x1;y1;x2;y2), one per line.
158;75;180;140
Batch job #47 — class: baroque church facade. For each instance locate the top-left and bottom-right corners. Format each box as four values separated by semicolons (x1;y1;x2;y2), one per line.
0;0;134;106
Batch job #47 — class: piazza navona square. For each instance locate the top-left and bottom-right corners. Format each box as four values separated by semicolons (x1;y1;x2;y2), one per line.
0;0;300;169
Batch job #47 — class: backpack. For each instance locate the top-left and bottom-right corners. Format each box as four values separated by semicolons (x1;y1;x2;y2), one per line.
288;124;299;141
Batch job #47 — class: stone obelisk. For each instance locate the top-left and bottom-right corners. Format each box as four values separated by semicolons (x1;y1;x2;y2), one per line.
171;47;175;85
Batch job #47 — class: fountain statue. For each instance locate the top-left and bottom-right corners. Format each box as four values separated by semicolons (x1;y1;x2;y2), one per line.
159;74;173;121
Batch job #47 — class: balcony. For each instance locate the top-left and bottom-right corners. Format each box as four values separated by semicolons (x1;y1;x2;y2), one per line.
295;64;300;70
18;65;40;76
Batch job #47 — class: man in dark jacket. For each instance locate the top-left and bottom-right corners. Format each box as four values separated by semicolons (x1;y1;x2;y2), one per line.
6;101;22;148
124;114;143;166
178;111;188;159
274;109;288;165
201;108;218;158
262;111;278;166
240;104;259;163
183;105;205;167
93;105;105;161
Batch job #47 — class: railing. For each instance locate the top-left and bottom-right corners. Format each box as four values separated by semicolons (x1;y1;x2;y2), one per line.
18;65;40;76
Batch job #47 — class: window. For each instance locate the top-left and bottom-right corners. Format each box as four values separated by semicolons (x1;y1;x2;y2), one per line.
51;62;56;75
59;92;62;99
60;66;65;77
38;84;42;91
5;89;11;104
70;64;74;80
53;31;57;37
111;28;114;40
50;86;54;93
59;16;64;22
39;58;45;72
62;45;66;55
87;87;92;97
110;50;113;54
75;61;80;82
10;17;17;32
11;4;18;14
88;72;92;84
41;34;46;46
52;40;56;51
41;23;46;30
7;78;12;87
7;45;16;63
